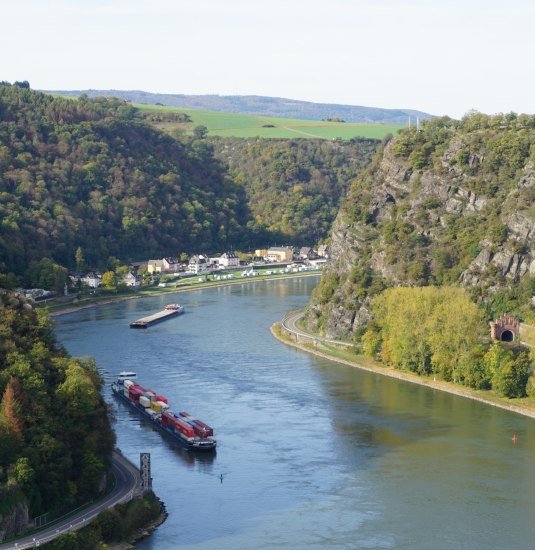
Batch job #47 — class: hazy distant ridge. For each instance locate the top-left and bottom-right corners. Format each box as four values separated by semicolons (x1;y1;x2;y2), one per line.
47;89;432;124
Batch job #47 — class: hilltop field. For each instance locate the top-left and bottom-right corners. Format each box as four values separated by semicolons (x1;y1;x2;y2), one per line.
135;103;402;140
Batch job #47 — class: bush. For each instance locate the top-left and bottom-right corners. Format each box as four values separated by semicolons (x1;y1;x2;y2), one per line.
485;344;532;398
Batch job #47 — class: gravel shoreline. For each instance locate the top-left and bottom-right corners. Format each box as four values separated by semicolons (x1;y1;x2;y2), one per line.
271;324;535;421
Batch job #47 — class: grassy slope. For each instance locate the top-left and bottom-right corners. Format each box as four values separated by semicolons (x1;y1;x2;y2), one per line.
136;104;402;140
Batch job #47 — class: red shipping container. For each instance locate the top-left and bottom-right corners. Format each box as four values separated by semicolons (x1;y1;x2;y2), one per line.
173;417;195;438
156;395;168;404
192;419;213;431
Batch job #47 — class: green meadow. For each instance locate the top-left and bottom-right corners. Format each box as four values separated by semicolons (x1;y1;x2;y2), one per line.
135;103;403;140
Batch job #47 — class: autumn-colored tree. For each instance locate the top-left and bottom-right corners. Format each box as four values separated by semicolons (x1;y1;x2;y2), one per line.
368;286;486;382
0;378;23;440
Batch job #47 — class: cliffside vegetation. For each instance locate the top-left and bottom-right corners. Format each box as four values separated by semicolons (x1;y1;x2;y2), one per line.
0;84;377;288
210;137;377;244
305;112;535;397
0;291;114;538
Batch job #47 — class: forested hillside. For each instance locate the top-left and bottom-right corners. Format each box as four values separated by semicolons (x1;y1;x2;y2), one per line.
0;291;114;539
0;84;248;282
211;137;377;243
0;84;377;287
306;113;535;339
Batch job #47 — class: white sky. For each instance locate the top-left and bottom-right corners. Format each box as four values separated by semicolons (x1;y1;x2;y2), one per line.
2;0;534;118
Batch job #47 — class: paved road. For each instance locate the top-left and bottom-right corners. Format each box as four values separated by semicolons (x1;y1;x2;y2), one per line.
0;451;141;550
282;311;355;347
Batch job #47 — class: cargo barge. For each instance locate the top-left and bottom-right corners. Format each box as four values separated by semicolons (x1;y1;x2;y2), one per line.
129;304;184;328
111;371;216;451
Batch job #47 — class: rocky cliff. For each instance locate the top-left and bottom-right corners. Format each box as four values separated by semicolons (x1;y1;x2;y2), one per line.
305;114;535;339
0;499;29;542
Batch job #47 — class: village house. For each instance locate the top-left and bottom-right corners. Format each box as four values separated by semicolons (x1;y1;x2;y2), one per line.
216;252;240;268
317;244;330;258
147;258;179;274
130;261;148;274
147;260;165;274
80;272;102;288
122;271;141;287
188;254;211;275
255;249;269;260
162;257;179;273
267;246;293;262
299;246;317;260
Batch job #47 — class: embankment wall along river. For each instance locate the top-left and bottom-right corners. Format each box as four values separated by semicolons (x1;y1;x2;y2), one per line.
54;277;535;550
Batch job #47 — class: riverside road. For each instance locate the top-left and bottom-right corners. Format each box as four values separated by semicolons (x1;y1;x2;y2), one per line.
0;451;141;550
281;311;354;347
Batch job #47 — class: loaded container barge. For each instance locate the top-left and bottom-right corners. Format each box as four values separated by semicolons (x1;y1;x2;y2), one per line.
111;371;216;451
129;304;185;328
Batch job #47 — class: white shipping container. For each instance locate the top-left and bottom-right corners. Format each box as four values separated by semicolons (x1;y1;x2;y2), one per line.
124;388;130;397
139;395;151;408
156;400;169;411
124;379;135;389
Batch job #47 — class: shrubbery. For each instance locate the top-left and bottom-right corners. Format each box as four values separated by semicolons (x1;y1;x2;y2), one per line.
363;286;533;397
44;491;163;549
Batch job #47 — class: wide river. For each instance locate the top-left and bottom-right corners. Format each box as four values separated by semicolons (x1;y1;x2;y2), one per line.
54;277;535;549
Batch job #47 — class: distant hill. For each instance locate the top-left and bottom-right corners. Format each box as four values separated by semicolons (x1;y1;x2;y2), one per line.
46;89;432;125
135;104;402;140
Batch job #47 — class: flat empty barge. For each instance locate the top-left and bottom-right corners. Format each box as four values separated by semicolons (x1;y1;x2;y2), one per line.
130;304;184;328
111;371;216;451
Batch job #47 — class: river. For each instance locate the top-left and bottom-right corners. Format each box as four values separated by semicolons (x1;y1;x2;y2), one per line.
53;277;535;549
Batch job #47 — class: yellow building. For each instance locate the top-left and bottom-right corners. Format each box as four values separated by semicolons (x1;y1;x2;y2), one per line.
267;247;293;262
255;249;268;258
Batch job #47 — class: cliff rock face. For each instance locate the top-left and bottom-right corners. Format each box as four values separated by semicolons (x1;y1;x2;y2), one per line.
0;501;29;541
306;115;535;339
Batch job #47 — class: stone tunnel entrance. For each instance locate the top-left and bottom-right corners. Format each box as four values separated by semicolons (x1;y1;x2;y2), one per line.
490;314;519;342
500;330;514;342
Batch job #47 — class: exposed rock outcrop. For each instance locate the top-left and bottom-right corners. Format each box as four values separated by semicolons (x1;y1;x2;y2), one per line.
0;501;29;542
306;115;535;338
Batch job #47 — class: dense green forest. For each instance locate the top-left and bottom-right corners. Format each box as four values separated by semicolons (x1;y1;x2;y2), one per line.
0;83;249;283
0;84;377;288
211;137;377;244
0;291;114;537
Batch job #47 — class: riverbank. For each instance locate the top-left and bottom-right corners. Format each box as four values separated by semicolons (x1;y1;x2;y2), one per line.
110;499;168;550
46;272;321;317
271;322;535;421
